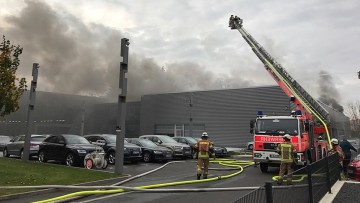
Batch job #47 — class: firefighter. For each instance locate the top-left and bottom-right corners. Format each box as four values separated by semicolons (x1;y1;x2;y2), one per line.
340;137;357;175
328;138;345;180
276;134;297;185
229;15;234;28
195;132;214;180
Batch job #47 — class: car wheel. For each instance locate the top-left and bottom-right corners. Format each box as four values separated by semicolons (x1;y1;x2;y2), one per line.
3;148;10;157
107;151;116;165
38;151;48;163
143;152;152;163
248;144;253;150
66;153;76;166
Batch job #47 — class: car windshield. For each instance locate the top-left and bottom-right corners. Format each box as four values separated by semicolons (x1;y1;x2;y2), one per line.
139;139;158;147
185;137;198;144
255;119;299;136
64;135;91;144
31;136;46;142
159;136;178;143
103;135;117;143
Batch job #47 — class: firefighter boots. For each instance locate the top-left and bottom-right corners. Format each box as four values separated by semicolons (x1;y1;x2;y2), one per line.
197;174;201;180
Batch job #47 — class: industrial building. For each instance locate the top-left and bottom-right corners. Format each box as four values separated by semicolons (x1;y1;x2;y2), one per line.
0;86;350;148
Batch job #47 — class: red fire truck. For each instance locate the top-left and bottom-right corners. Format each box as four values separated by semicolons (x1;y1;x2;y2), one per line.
229;17;347;172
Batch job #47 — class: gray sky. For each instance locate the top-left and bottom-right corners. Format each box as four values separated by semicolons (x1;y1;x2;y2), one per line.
0;0;359;111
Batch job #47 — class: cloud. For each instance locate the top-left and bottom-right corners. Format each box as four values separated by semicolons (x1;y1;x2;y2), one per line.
0;0;251;101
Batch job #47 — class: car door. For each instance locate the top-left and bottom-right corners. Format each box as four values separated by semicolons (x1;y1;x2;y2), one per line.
8;136;23;156
55;135;68;162
42;136;58;160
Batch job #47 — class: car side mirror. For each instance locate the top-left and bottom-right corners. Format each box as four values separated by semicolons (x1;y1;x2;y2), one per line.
304;122;310;132
10;139;14;142
158;140;162;144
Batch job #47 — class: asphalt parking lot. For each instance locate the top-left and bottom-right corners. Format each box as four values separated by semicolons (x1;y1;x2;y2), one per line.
1;155;278;203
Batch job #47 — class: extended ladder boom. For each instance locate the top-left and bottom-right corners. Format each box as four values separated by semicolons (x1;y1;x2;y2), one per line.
230;18;330;124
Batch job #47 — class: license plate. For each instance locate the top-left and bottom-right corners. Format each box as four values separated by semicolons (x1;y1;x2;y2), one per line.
348;169;353;174
270;154;280;158
166;154;171;158
132;151;139;154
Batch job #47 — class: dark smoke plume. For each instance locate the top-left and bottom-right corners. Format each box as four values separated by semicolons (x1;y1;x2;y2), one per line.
0;0;250;101
318;70;344;112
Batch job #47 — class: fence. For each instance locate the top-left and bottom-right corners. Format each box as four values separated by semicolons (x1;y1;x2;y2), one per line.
232;153;341;203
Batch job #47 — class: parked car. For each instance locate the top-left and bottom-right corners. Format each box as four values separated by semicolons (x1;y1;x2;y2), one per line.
247;141;254;150
38;134;103;166
347;154;360;181
139;135;191;159
194;137;228;158
3;134;46;159
127;138;173;162
84;134;142;164
0;135;12;152
173;136;198;159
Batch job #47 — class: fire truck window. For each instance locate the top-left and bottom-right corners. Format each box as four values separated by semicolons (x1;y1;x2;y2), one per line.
255;119;299;135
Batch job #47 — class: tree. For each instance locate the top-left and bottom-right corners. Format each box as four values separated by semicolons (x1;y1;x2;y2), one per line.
0;35;27;117
345;101;360;138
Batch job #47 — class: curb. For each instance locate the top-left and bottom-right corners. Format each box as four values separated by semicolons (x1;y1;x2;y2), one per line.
319;180;344;203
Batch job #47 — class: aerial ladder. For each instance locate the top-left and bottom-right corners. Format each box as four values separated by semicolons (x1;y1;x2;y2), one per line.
229;17;333;171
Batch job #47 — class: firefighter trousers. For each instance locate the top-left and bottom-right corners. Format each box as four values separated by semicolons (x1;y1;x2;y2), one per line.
197;158;209;177
278;162;293;185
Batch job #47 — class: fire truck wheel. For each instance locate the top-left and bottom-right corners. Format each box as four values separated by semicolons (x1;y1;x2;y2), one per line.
260;163;268;173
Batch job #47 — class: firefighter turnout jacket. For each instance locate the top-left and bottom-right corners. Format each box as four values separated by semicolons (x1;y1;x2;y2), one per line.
277;142;297;163
195;140;213;158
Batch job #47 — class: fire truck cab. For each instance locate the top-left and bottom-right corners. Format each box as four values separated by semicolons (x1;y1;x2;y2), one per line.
251;111;329;172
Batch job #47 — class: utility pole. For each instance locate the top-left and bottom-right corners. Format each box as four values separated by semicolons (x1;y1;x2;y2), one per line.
23;63;39;161
115;38;129;174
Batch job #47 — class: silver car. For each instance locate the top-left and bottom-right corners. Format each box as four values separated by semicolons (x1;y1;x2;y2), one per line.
3;134;47;159
0;135;12;151
139;135;192;159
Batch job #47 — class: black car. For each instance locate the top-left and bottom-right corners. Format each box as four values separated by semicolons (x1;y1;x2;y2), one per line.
127;138;173;163
38;134;103;166
173;136;198;159
84;134;142;164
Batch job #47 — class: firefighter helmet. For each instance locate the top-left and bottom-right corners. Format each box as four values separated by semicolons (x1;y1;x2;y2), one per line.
201;132;208;138
331;138;339;145
283;134;291;140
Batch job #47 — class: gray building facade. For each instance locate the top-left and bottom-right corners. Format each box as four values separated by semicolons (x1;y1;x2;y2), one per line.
1;86;350;148
140;86;291;147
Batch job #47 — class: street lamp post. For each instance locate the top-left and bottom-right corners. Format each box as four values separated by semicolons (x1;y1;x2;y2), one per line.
23;63;39;161
115;38;129;174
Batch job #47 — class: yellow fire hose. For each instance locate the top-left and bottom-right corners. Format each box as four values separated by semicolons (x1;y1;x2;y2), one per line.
32;159;254;203
272;173;325;182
